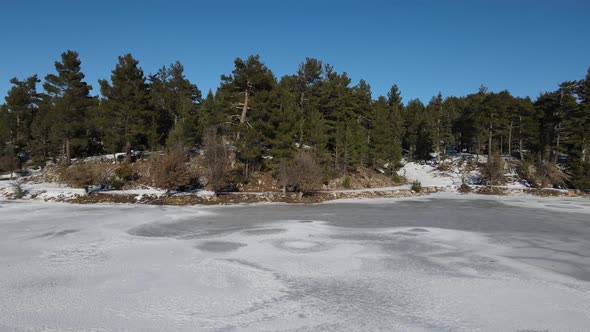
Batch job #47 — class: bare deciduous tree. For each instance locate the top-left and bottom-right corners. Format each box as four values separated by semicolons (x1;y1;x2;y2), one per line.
288;151;322;194
481;155;505;186
0;154;18;179
203;129;229;192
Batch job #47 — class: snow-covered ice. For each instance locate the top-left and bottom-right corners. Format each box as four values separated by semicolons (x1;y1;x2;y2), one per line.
1;196;590;331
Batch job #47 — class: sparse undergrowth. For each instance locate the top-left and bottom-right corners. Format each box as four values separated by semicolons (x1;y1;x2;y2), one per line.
411;180;422;192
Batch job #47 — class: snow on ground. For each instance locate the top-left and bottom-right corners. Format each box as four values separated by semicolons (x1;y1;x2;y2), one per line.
398;154;531;190
1;198;589;331
399;161;456;187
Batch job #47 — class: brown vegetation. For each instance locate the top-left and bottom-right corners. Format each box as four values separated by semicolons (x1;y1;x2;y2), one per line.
480;155;505;186
58;162;110;188
0;155;18;178
285;151;323;194
519;160;568;188
150;146;192;191
203;129;230;192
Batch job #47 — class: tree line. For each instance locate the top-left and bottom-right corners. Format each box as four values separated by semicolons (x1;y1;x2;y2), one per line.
1;51;589;190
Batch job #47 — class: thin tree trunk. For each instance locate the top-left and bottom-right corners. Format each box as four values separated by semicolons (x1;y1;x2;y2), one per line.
299;92;305;147
555;134;561;165
125;140;132;164
519;116;524;160
582;137;587;163
16;113;20;146
437;118;441;157
64;137;71;166
488;113;493;160
508;119;513;162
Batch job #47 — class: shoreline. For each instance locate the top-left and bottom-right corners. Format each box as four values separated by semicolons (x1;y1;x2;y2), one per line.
1;182;585;206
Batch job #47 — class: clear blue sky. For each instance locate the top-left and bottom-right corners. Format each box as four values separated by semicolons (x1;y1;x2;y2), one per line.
1;0;589;103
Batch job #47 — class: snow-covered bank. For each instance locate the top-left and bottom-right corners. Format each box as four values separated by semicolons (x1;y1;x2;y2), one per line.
0;152;585;206
1;199;589;331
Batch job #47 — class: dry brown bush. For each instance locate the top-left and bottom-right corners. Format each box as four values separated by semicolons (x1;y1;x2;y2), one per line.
436;161;452;172
0;155;18;178
288;151;322;193
458;183;472;193
203;129;230;192
150;146;191;191
519;160;568;188
480;155;505;186
59;162;109;188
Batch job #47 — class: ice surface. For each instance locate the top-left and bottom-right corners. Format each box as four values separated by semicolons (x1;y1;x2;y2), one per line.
1;197;589;331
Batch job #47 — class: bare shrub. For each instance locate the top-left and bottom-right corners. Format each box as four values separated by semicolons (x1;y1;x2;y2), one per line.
480;155;505;186
59;163;108;188
288;151;322;194
436;161;452;172
519;160;568;188
203;129;230;192
537;161;568;188
0;154;19;179
458;183;472;193
151;146;191;191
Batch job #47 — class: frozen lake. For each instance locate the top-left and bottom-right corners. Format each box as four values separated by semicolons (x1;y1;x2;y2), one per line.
1;194;590;331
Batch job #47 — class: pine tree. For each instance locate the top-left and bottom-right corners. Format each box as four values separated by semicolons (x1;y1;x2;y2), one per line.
219;55;275;140
370;96;401;172
149;61;202;148
29;94;53;166
42;50;97;164
294;58;323;147
387;84;405;144
267;79;298;161
99;54;152;160
0;105;11;155
4;75;40;153
403;99;431;160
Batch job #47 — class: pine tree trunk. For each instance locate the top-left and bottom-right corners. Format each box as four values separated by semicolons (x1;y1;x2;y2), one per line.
299;92;305;147
518;116;524;160
488;113;493;160
582;137;587;163
16;113;21;146
437;118;441;157
508;119;513;162
554;134;560;165
334;125;339;171
125;140;132;164
236;89;250;141
64;137;71;166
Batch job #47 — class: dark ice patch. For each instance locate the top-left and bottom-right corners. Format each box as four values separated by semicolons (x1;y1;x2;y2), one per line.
393;231;418;236
195;241;247;253
242;228;286;236
31;229;78;239
54;229;79;237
